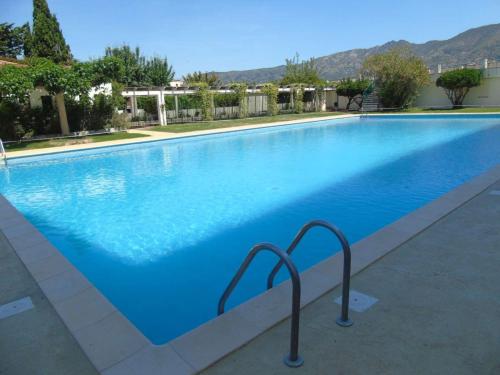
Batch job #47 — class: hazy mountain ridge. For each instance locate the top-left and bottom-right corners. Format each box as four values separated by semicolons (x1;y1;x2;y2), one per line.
216;23;500;83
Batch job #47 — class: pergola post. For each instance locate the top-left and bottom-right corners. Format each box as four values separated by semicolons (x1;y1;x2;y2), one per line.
320;88;326;111
131;94;138;117
174;95;179;117
55;92;70;135
157;91;167;126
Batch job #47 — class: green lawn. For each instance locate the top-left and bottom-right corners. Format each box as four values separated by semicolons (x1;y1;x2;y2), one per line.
150;112;343;133
5;132;148;152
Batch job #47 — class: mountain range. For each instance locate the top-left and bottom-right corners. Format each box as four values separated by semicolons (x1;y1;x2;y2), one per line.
216;23;500;83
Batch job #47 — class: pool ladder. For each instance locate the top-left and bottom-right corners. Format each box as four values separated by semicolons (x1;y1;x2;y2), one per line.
0;139;7;167
217;220;353;368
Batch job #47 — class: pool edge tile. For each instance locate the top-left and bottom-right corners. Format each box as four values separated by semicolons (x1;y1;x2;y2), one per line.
53;287;117;333
101;345;195;375
72;311;149;371
169;308;264;372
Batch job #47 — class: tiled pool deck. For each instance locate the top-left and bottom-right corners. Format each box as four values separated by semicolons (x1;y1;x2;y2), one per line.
1;161;499;374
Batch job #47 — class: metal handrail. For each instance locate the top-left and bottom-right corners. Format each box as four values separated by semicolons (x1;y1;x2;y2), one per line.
218;243;304;368
266;220;353;327
0;139;7;166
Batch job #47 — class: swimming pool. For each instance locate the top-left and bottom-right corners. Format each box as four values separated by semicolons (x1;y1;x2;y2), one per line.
1;114;500;344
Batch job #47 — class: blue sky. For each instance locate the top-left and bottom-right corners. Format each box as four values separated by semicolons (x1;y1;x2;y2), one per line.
3;0;500;77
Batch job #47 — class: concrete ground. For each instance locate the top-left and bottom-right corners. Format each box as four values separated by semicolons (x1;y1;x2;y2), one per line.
203;181;500;375
0;231;98;375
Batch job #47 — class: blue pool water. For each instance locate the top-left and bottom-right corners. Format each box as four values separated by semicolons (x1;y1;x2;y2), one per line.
1;114;500;344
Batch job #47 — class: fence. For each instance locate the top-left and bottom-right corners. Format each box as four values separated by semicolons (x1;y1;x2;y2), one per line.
428;59;500;75
123;87;330;126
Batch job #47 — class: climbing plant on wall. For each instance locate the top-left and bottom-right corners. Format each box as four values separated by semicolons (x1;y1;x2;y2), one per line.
292;84;304;113
231;83;248;118
261;83;278;116
194;83;214;121
313;84;326;112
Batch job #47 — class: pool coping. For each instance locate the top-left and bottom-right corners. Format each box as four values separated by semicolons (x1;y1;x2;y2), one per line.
2;169;500;372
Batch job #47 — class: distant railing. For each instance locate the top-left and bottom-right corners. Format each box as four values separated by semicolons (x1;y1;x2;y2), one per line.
429;60;500;75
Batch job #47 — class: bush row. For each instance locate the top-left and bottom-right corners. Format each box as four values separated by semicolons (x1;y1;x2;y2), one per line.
0;94;116;140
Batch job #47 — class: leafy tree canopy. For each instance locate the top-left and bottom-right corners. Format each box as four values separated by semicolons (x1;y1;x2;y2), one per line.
0;22;30;58
105;45;145;86
336;78;370;110
281;53;325;86
105;45;174;87
144;57;174;86
183;71;221;87
0;64;34;102
362;47;430;108
0;57;124;102
436;68;482;107
32;0;72;63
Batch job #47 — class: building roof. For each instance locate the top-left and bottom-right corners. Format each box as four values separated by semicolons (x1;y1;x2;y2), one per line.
0;58;25;67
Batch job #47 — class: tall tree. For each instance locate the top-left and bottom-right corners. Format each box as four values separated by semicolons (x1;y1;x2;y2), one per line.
32;0;72;64
105;45;145;86
0;23;27;58
144;57;174;86
21;23;32;57
105;45;175;87
183;71;220;87
281;54;324;86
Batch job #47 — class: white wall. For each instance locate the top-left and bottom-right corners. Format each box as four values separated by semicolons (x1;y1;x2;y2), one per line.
29;87;52;108
416;70;500;108
88;83;113;99
325;91;338;110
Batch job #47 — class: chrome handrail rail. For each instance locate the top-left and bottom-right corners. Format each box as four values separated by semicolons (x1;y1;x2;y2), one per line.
266;220;353;327
218;243;304;368
0;139;7;165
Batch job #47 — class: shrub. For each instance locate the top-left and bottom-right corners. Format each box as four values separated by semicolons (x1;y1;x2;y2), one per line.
65;94;114;131
214;92;239;108
436;68;482;108
362;47;430;108
137;96;157;115
88;94;114;130
0;101;25;140
107;112;129;130
0;100;60;140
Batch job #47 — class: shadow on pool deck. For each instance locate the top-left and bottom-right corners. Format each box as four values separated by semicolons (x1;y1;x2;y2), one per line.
0;231;98;375
202;180;500;375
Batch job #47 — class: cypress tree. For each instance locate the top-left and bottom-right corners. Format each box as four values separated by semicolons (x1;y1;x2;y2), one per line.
32;0;72;63
22;23;33;57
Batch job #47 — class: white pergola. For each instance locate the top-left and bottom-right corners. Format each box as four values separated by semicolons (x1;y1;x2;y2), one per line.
121;86;334;126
